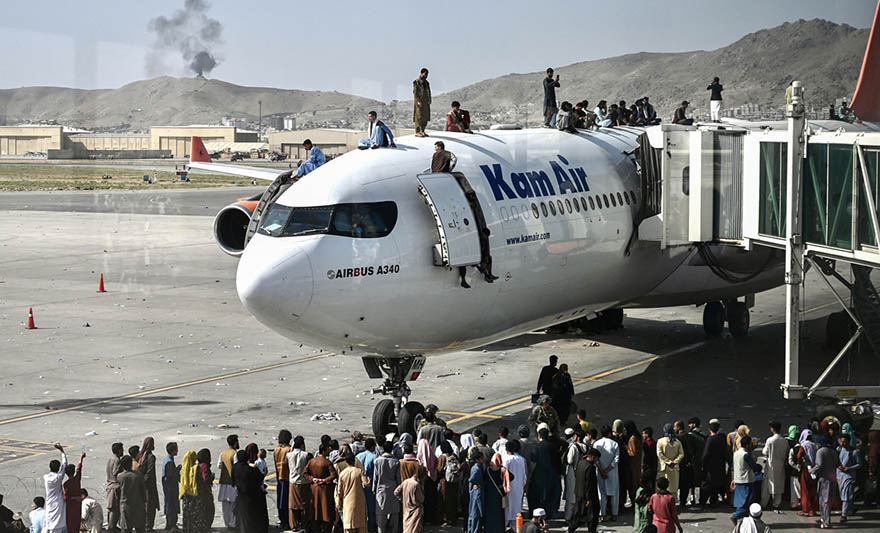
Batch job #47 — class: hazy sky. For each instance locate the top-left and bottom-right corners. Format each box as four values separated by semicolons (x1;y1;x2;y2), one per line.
1;0;875;102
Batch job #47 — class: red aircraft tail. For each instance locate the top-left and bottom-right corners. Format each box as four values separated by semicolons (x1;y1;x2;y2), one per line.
851;0;880;122
190;136;211;163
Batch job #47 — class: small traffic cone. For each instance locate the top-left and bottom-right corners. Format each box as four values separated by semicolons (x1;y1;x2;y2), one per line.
26;308;36;329
516;513;523;533
97;273;106;293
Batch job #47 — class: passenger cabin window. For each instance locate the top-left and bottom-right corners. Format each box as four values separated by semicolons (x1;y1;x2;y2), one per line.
610;194;617;207
573;198;580;212
581;197;588;211
549;201;557;216
602;194;609;208
540;202;548;217
617;192;624;206
532;203;540;218
258;202;398;238
588;197;596;210
557;200;565;214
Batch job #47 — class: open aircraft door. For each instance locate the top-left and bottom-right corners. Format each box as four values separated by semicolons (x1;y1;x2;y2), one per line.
417;172;485;267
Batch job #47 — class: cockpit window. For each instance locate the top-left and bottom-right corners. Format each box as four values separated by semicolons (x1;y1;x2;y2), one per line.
331;202;398;238
258;205;292;237
258;202;397;239
284;207;334;236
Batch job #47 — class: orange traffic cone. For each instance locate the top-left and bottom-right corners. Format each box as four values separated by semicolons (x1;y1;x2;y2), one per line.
97;273;106;293
26;308;36;329
516;513;523;533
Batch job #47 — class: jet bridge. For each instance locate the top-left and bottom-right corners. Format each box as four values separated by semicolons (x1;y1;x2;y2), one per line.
636;81;880;409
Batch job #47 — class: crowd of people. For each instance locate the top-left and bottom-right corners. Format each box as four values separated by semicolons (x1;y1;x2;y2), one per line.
2;355;878;533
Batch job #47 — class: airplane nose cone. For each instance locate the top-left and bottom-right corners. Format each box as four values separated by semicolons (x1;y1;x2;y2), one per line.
236;235;314;330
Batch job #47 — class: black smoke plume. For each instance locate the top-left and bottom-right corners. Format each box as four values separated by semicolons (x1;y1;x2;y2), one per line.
147;0;223;77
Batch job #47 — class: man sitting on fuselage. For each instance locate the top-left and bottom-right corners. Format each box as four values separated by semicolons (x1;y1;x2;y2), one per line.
296;139;326;177
359;111;396;149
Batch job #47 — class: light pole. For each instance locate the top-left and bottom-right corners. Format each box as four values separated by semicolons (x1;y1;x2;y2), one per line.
258;100;262;142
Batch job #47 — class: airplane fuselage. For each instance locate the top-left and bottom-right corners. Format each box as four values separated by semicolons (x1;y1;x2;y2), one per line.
235;127;781;357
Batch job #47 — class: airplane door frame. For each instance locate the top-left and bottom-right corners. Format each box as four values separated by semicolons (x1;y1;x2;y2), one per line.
417;172;491;268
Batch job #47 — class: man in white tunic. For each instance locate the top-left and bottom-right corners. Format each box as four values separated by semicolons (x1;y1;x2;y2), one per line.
44;443;67;533
563;430;586;523
762;421;789;510
593;426;620;521
501;441;527;530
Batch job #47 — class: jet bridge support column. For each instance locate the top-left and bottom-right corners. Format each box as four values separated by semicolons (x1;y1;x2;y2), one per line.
782;81;808;399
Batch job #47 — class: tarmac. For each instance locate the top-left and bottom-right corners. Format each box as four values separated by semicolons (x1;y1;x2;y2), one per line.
0;187;877;532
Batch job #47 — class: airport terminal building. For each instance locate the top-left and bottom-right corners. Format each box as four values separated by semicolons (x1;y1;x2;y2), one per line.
0;124;414;160
0;125;258;159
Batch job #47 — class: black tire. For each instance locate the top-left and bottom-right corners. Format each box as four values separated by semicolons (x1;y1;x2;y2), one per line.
703;301;725;337
825;311;854;351
372;399;395;438
397;401;425;437
602;309;624;330
587;316;606;334
816;404;852;426
727;302;750;337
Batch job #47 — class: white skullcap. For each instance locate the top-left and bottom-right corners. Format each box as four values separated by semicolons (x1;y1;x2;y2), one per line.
537;423;550;432
749;502;762;517
533;508;546;517
385;432;397;443
564;428;575;436
709;418;720;425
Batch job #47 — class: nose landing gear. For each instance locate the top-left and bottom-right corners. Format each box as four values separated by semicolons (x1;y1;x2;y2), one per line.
363;355;427;437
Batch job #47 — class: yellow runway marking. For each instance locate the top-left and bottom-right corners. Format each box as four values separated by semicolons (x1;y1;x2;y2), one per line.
0;352;334;427
445;355;659;426
444;295;844;428
437;410;502;419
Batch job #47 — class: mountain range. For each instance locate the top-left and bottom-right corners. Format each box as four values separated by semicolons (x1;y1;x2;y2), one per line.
0;18;869;132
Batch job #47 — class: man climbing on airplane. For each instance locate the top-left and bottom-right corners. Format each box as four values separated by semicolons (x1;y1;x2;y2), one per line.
296;139;326;177
431;141;456;173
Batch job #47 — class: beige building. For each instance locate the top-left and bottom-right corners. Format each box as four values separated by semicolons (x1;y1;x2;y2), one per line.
0;126;67;155
68;133;150;156
150;126;258;158
269;127;415;159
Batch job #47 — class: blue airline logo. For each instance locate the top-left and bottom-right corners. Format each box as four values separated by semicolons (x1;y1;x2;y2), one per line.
480;155;589;201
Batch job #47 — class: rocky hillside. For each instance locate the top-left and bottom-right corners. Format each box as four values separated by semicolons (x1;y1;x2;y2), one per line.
0;19;869;131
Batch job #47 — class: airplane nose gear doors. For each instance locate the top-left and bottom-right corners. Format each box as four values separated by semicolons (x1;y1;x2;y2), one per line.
363;356;428;437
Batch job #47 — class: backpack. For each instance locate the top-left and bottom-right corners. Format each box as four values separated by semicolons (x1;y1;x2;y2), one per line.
445;454;462;483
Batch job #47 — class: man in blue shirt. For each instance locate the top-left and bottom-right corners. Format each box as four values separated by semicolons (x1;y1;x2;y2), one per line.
29;497;46;533
467;450;485;533
359;112;396;149
296;139;326;177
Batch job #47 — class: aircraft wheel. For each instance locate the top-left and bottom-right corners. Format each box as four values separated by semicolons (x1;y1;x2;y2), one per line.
702;301;725;337
397;401;425;437
727;302;750;337
372;399;395;438
601;309;624;330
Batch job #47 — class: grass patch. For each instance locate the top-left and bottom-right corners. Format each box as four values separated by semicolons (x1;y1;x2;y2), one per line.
0;165;257;191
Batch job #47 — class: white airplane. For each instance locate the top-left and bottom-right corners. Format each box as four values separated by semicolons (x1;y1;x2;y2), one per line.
188;9;880;437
